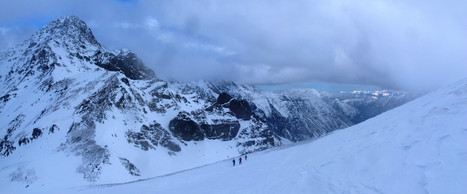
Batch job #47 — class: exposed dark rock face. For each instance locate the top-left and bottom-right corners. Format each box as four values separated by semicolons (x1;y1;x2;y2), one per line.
200;120;240;141
169;112;244;142
18;137;30;146
32;128;42;139
119;157;141;176
0;94;10;102
121;77;130;86
0;136;15;156
216;92;232;104
229;99;252;120
209;92;252;120
169;112;205;141
93;51;155;80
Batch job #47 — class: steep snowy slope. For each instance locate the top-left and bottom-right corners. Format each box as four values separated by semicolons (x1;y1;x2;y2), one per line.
82;78;467;194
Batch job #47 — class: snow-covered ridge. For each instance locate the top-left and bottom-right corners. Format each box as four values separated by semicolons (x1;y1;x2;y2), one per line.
0;16;413;190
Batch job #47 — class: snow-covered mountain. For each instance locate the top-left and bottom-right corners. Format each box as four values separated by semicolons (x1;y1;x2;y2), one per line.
0;16;412;189
85;77;467;194
323;89;413;124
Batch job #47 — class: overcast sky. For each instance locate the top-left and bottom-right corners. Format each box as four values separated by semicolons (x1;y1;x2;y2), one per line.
0;0;466;93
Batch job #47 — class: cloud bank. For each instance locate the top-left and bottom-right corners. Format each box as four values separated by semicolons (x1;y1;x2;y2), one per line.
0;0;466;93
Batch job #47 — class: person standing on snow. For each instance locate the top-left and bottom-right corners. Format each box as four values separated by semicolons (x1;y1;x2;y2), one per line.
232;159;236;166
245;155;247;161
239;157;242;164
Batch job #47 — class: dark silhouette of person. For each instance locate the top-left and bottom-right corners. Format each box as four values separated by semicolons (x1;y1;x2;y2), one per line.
245;155;247;161
239;157;242;164
232;159;236;166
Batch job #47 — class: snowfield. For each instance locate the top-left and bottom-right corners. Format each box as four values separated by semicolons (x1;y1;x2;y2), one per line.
74;78;466;194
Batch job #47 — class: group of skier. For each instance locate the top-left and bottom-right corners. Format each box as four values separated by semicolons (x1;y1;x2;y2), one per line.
232;155;247;166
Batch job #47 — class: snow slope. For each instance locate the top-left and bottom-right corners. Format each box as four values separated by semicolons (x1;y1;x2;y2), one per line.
79;78;467;194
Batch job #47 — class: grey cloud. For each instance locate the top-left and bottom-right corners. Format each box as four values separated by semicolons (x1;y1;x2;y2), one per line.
0;26;38;50
0;0;466;93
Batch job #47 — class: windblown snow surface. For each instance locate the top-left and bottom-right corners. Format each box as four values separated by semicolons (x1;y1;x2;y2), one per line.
69;78;466;194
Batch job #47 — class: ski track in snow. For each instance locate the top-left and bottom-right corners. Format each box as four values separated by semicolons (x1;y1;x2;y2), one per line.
77;157;234;191
76;138;314;191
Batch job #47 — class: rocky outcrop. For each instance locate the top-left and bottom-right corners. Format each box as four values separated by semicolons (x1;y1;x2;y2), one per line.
0;136;15;156
126;130;154;151
93;50;155;80
169;111;243;142
216;92;232;104
32;128;42;139
127;122;181;152
200;120;240;141
229;99;252;120
119;157;141;176
212;92;252;120
169;112;204;141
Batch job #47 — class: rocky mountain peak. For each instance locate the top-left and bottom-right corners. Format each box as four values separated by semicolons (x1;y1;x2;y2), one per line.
31;16;101;48
17;16;156;80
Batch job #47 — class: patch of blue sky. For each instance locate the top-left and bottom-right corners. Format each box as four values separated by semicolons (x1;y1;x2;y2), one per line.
116;0;137;3
0;16;52;28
